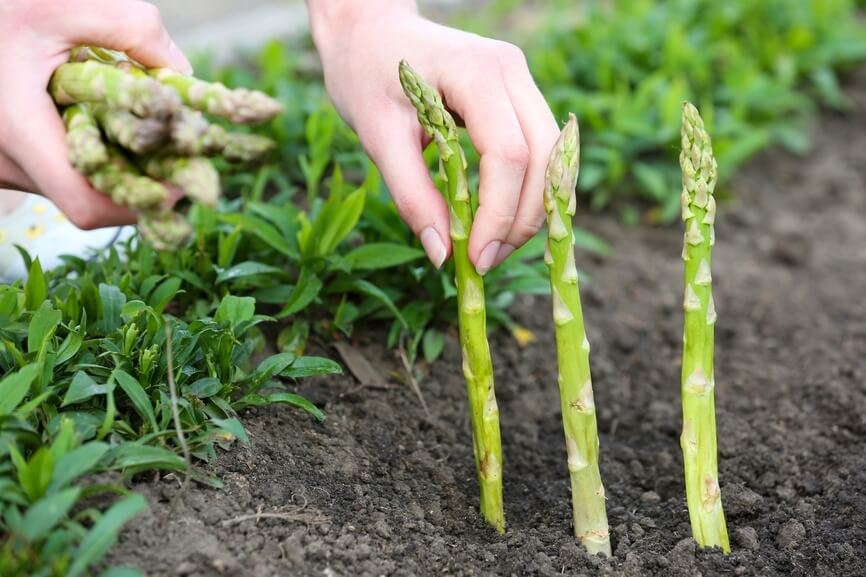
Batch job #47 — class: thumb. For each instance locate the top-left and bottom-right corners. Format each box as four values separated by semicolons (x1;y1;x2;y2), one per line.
53;0;192;74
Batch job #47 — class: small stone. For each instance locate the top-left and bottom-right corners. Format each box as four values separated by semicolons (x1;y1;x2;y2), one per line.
776;520;806;550
734;526;760;551
724;484;764;516
640;491;661;503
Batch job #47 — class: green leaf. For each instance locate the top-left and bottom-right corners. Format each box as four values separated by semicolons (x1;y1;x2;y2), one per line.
113;370;158;432
66;494;148;577
343;243;425;271
351;280;407;328
50;443;109;491
19;487;81;542
24;258;47;310
277;270;322;318
62;372;113;407
98;284;127;334
148;277;183;314
422;329;445;364
215;295;256;326
211;417;249;444
56;330;83;365
267;392;325;422
254;352;296;383
572;228;611;256
215;261;285;284
109;445;185;473
281;356;342;378
219;213;298;259
28;301;62;354
186;377;222;398
98;567;145;577
0;363;41;415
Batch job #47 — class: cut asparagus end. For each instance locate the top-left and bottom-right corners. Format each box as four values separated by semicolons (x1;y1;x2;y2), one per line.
143;156;221;207
89;148;169;210
138;210;193;251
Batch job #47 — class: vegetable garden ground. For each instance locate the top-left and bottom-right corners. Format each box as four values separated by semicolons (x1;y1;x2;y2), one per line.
106;73;866;577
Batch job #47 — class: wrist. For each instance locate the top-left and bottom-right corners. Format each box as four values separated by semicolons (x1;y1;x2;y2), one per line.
307;0;418;53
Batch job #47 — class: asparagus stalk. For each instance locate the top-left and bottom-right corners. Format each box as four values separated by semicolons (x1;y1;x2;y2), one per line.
88;147;168;210
93;105;169;155
544;114;611;555
62;104;108;174
679;102;730;553
149;68;283;124
141;156;221;207
50;61;181;118
170;109;275;162
138;210;193;251
399;61;505;533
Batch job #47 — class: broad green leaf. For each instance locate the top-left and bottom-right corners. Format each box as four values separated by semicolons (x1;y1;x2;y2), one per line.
113;370;158;432
215;261;285;284
0;363;41;415
422;329;445;364
98;284;126;334
215;295;256;326
28;301;62;354
19;487;81;542
24;258;47;310
277;270;322;318
318;187;365;256
148;277;183;314
62;372;113;407
50;442;109;491
267;392;325;422
282;356;342;378
211;417;249;444
254;352;296;383
66;494;148;577
343;243;425;271
109;445;185;473
186;377;222;398
351;280;407;328
56;330;83;365
219;213;298;259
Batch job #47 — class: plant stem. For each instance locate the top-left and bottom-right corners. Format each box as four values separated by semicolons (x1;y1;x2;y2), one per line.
544;114;610;555
679;101;730;553
399;60;505;533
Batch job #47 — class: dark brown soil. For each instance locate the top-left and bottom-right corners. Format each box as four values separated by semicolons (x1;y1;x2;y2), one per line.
108;84;866;576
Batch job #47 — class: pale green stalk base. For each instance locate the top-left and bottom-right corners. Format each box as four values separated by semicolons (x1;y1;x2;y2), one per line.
142;157;221;207
399;60;505;533
545;114;610;556
679;102;730;553
50;62;181;118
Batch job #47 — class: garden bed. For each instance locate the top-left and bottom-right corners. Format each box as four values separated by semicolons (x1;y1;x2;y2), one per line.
108;80;866;577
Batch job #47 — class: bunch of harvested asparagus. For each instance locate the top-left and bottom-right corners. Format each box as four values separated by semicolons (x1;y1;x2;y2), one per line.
52;47;283;250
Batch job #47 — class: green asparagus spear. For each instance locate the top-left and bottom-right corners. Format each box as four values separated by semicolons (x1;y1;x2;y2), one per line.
544;114;611;555
149;68;283;124
88;148;168;210
62;104;108;174
170;109;275;162
679;102;730;553
138;209;193;251
50;61;181;118
141;156;220;207
93;105;169;155
399;61;505;533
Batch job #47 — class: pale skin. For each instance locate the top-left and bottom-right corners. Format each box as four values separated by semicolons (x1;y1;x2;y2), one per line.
0;0;558;274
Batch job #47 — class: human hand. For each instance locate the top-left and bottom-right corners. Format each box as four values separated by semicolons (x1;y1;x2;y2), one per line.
309;1;559;274
0;0;192;229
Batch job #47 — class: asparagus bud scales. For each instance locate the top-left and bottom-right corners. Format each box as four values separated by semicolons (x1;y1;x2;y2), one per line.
544;114;611;556
679;101;730;553
399;60;505;533
62;104;108;174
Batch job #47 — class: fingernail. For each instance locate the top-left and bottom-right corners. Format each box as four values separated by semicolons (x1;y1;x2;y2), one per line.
169;41;194;75
493;243;516;267
420;227;447;269
475;241;501;276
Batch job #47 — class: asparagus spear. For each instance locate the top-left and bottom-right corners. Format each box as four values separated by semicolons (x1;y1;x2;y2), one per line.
138;209;193;251
149;68;283;124
544;114;611;555
88;147;168;210
141;156;221;207
50;61;181;118
62;104;108;174
679;102;730;553
93;105;169;155
170;109;275;162
399;61;505;533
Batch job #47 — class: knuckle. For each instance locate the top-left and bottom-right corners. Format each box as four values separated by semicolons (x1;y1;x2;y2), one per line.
65;206;101;230
133;3;166;40
492;142;531;169
496;42;528;69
